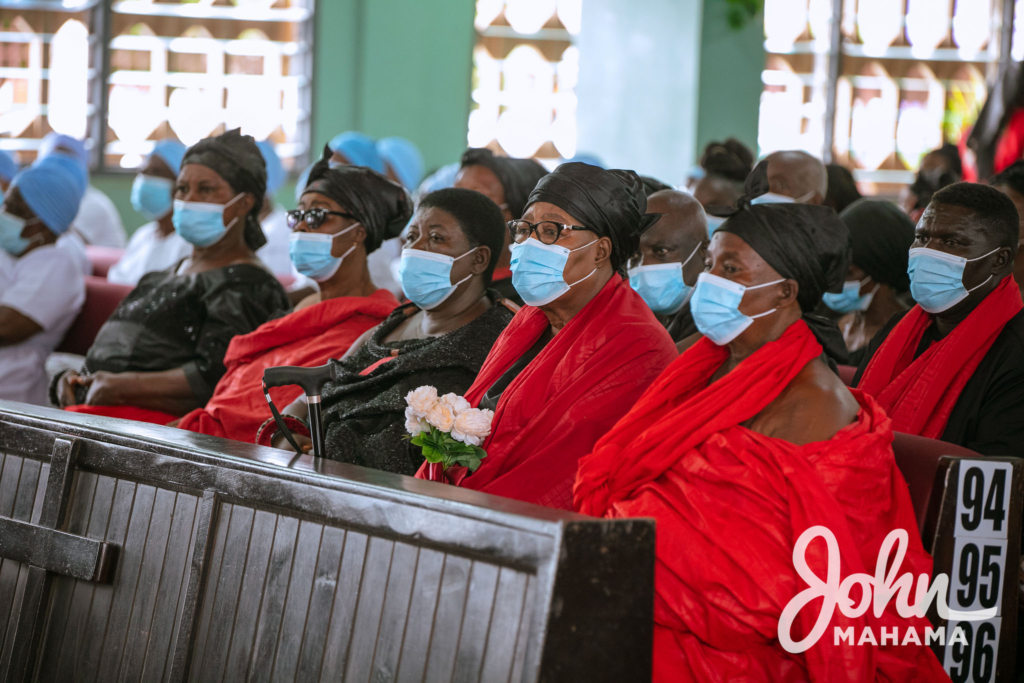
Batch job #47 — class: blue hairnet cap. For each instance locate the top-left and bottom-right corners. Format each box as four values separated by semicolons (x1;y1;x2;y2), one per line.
295;162;314;204
14;155;87;235
414;162;460;200
257;140;285;196
327;131;384;173
0;149;19;183
150;138;186;176
39;132;89;171
376;137;424;190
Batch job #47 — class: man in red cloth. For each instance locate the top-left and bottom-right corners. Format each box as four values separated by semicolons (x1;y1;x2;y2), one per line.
575;201;947;681
417;162;678;509
177;159;411;442
854;182;1024;456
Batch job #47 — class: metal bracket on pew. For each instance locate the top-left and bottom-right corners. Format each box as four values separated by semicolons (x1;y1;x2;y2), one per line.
0;437;119;682
927;456;1022;683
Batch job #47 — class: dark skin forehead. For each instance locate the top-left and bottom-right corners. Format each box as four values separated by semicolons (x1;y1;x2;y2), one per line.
175;164;234;201
706;231;783;286
693;175;743;208
405;205;473;255
141;154;176;180
454;165;506;208
520;201;597;249
643;191;707;249
765;151;826;198
915;202;1001;255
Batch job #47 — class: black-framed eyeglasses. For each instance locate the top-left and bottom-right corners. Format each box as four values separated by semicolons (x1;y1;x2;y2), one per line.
507;219;592;245
287;208;355;231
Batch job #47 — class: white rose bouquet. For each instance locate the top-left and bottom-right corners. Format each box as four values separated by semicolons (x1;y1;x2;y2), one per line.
404;386;493;473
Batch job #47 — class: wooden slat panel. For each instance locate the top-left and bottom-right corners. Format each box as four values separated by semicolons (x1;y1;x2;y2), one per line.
343;536;396;683
247;514;299;683
221;508;277;682
294;524;345;682
508;574;537;683
318;530;368;681
368;542;419;681
477;567;530;683
452;562;500;683
394;548;446;683
268;518;324;682
0;454;30;652
422;555;472;682
189;502;233;678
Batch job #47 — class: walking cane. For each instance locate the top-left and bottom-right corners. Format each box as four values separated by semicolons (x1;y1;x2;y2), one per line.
262;362;338;461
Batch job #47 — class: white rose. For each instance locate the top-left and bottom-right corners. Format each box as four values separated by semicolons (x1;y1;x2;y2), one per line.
404;406;426;436
440;392;471;416
425;400;456;432
451;408;494;446
405;385;439;417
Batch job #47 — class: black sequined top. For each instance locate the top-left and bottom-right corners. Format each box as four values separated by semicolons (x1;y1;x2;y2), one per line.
321;292;515;475
81;263;289;404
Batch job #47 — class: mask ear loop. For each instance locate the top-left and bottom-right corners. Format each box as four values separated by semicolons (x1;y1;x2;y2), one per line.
565;239;599;287
741;277;787;319
448;246;480;289
963;246;1003;293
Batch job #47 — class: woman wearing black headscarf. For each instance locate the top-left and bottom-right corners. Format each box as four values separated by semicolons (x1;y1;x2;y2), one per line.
827;199;915;364
454;148;548;304
414;162;678;510
54;129;289;423
177;149;413;442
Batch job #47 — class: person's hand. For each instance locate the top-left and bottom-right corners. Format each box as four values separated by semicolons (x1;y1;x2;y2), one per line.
272;430;312;453
56;371;82;408
79;371;123;406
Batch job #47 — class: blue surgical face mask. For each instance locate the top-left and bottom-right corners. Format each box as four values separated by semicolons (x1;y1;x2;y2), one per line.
131;174;174;221
398;246;478;310
822;276;879;314
289;222;359;282
510;238;597;307
706;215;726;238
0;210;40;256
628;242;701;315
750;190;814;205
908;246;999;314
690;271;784;345
172;194;243;247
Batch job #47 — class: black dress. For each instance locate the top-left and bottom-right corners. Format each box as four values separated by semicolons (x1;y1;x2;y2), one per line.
853;309;1024;456
320;293;516;475
79;263;289;404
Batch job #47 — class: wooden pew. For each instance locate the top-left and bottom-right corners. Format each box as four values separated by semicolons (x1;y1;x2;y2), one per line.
0;401;654;683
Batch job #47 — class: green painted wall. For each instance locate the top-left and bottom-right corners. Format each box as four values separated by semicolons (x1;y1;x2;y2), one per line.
695;0;764;158
95;0;476;235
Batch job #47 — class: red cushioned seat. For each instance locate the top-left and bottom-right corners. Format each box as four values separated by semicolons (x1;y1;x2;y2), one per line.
84;245;125;278
56;276;133;356
837;364;856;387
891;431;980;541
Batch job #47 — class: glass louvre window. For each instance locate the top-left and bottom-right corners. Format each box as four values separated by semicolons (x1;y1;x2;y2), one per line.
0;0;313;173
761;0;1002;194
469;0;582;163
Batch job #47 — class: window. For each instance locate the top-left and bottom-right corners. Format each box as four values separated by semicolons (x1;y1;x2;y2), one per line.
0;0;314;173
761;0;1002;192
469;0;582;163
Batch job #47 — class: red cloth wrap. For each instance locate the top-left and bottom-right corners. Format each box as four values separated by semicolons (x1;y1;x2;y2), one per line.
65;404;179;426
414;275;677;509
177;290;397;442
574;321;946;682
492;265;512;282
858;275;1023;439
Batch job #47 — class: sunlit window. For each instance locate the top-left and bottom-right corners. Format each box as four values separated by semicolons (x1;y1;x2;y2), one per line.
469;0;580;163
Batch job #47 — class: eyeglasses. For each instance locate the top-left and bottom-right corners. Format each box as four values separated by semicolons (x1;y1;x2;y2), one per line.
287;208;354;231
507;219;592;245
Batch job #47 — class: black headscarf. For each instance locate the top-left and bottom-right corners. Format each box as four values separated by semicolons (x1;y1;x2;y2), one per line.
182;129;267;251
459;148;548;220
302;144;413;253
641;175;672;197
525;162;659;273
719;202;852;363
839;199;915;293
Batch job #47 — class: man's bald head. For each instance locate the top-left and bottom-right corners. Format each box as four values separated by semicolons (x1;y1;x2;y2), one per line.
637;190;708;286
764;150;828;205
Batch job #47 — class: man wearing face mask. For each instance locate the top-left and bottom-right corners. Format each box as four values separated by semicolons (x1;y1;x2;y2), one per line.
0;154;88;405
53;129;289;423
454;148;549;305
178;156;410;443
628;190;709;347
574;202;944;681
747;150;828;206
415;162;678;510
854;182;1024;456
108;139;190;286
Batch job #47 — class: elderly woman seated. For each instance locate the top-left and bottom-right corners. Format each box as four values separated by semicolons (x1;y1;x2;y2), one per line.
573;203;946;681
416;162;679;510
267;188;516;475
177;150;411;442
53;130;289;423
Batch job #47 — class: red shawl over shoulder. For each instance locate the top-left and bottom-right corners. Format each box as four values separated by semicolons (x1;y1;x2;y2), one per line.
178;290;397;441
575;321;946;682
857;275;1023;439
416;275;677;509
